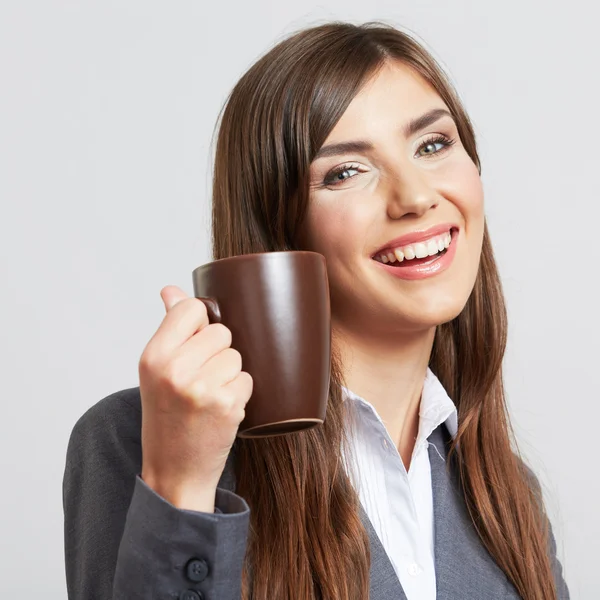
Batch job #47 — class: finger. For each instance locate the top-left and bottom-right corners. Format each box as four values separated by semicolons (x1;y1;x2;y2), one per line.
171;323;233;373
160;285;188;312
222;371;254;407
148;296;211;359
195;346;242;388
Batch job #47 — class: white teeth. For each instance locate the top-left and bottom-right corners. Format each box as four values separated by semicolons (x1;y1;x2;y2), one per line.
375;230;454;263
414;243;428;259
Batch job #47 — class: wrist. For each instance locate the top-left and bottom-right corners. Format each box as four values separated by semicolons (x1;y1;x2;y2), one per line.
141;471;219;513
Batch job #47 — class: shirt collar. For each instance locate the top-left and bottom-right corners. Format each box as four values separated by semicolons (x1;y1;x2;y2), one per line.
341;367;458;443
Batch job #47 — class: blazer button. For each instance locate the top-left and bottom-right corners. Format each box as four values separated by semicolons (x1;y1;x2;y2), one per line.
185;557;209;582
179;590;203;600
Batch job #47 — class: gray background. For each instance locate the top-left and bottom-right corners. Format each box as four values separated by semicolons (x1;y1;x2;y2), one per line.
1;1;596;597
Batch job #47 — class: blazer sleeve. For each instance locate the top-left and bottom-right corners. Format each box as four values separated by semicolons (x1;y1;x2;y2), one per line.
62;389;250;600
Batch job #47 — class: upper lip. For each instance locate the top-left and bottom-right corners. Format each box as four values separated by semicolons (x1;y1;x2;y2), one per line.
371;223;458;257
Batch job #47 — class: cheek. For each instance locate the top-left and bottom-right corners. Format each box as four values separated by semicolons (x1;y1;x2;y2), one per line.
449;159;485;223
301;199;367;258
452;163;485;288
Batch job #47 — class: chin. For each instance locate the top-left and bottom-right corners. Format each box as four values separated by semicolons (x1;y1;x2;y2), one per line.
395;295;469;330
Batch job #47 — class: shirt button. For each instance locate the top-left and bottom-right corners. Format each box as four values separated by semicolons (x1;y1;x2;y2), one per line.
407;562;422;577
185;558;209;582
381;438;390;450
179;590;203;600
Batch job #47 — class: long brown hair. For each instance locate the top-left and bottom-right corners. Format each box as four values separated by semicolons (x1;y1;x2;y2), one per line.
210;20;557;600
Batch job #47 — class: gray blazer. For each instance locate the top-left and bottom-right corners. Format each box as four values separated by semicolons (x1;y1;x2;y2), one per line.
63;387;570;599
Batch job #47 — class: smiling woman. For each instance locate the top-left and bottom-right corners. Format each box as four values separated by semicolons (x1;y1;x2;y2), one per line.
63;20;570;600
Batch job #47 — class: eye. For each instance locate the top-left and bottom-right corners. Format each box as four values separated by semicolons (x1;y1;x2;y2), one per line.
319;134;456;189
322;163;363;187
416;133;456;158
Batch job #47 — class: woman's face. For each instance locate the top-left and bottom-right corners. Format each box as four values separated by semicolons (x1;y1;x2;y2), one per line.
300;61;485;336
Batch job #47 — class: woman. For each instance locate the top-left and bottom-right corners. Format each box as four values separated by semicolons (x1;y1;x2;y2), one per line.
63;20;570;600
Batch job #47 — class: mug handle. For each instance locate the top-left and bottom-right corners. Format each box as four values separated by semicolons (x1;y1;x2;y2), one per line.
196;296;222;324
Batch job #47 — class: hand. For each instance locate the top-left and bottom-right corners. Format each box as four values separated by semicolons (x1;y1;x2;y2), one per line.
138;285;253;512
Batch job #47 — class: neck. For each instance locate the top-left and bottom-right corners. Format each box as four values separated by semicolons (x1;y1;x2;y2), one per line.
335;323;436;469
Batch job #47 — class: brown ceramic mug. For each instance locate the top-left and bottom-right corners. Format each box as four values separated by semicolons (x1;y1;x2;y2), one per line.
192;251;331;438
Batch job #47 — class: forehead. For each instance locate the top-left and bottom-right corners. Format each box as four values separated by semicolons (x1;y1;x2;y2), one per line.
325;61;446;141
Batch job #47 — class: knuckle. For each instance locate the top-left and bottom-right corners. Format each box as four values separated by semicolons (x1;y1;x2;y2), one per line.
192;298;210;320
188;375;210;403
217;388;243;419
139;349;161;375
217;388;235;410
160;361;185;391
183;296;200;309
209;323;232;347
172;296;194;313
222;394;244;422
225;347;242;368
175;297;205;323
240;371;254;395
168;376;212;413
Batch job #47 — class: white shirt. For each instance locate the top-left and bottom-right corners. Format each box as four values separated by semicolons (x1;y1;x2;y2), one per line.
342;368;458;600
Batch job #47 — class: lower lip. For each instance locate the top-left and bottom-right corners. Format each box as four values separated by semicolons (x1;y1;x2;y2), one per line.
372;230;458;280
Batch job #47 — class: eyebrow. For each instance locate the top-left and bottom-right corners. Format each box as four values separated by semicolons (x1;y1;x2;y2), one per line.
313;108;454;160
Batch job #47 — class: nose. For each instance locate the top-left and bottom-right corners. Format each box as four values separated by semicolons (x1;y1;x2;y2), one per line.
384;167;440;220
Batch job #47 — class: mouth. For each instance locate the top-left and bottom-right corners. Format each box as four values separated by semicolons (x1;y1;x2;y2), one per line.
372;227;458;267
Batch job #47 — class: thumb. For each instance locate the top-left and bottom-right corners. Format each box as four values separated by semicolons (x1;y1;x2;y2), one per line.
160;285;189;312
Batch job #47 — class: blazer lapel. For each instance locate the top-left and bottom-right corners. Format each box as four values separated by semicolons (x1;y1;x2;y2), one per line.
427;424;521;599
428;423;463;599
360;503;407;599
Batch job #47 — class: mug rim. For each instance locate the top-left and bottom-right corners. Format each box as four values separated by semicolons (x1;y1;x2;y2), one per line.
192;250;324;275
